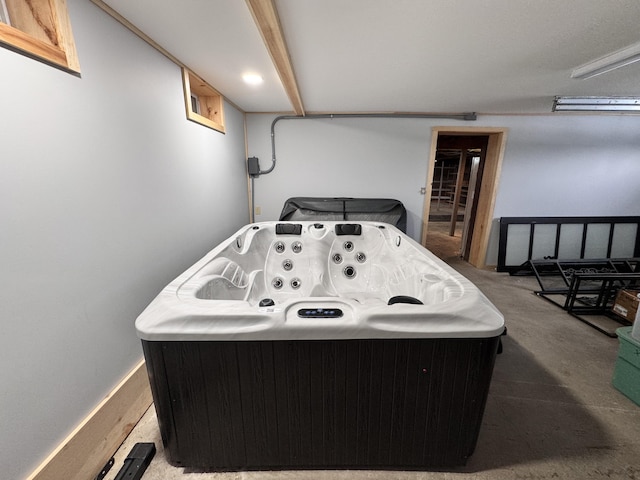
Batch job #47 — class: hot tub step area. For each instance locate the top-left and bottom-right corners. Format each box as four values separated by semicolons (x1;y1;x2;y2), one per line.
142;336;500;471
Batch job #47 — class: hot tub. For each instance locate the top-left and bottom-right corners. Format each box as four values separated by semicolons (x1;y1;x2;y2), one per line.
137;221;505;471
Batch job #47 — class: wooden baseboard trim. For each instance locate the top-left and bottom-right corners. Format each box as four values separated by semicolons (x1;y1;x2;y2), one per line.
26;359;152;480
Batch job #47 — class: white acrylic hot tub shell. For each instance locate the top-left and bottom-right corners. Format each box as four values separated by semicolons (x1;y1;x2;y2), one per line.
135;222;504;341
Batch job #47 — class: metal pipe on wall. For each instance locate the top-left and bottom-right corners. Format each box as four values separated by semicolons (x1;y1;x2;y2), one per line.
248;112;477;222
255;112;477;177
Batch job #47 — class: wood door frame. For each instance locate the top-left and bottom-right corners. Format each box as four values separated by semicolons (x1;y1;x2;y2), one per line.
421;126;508;268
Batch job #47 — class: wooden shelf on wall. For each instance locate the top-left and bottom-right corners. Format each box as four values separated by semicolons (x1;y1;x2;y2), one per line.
182;68;225;133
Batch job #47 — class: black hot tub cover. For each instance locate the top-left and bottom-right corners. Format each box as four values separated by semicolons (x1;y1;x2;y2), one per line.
279;197;407;233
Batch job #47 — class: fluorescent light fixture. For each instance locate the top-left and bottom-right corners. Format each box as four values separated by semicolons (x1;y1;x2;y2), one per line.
553;96;640;112
242;73;264;86
571;41;640;79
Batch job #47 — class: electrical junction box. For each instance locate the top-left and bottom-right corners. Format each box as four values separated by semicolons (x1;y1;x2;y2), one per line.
247;157;260;177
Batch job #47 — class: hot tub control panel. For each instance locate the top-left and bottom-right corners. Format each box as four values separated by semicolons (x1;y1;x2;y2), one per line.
297;308;344;318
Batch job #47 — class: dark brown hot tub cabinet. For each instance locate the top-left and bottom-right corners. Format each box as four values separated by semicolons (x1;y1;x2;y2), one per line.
142;335;500;471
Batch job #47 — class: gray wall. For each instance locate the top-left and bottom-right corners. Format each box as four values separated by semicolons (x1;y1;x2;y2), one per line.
487;115;640;263
3;2;640;478
246;115;442;239
0;2;249;479
246;114;640;262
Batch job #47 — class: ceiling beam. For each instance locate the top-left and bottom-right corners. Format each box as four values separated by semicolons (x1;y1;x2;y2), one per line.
245;0;305;115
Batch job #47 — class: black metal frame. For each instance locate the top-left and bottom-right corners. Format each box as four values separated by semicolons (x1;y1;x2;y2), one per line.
527;258;640;294
564;273;640;315
497;216;640;273
527;259;640;336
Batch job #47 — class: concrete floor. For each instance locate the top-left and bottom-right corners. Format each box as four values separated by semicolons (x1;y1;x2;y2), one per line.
105;225;640;480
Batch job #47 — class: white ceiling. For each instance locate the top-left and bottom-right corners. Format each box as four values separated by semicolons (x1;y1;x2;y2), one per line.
100;0;640;114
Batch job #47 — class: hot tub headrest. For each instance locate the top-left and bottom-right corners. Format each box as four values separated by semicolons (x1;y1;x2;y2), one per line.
276;223;302;235
335;224;362;236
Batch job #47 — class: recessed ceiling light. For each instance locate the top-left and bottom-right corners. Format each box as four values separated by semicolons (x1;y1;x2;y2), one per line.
242;74;264;86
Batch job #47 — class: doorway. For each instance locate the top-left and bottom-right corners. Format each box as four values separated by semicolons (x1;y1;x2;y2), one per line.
421;127;508;268
427;135;488;261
